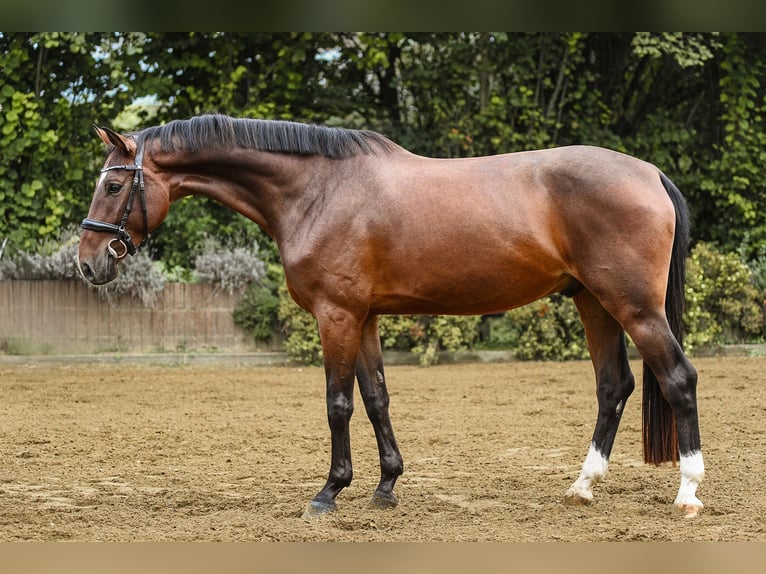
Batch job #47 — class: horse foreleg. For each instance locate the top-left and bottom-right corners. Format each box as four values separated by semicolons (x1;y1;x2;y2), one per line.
302;307;363;518
565;291;635;506
356;315;403;509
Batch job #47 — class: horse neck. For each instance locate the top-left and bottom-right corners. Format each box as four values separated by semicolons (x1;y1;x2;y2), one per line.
156;146;339;240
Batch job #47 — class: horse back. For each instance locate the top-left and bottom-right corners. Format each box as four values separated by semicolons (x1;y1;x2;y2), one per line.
285;145;672;317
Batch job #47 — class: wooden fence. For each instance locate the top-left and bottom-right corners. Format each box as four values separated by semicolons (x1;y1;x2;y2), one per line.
0;280;260;354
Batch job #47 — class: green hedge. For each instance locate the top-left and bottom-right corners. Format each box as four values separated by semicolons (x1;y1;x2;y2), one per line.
483;296;588;361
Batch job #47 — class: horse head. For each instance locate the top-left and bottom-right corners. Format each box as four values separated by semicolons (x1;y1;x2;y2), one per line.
78;125;168;285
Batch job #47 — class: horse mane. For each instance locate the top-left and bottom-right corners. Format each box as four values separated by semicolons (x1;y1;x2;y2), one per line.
137;113;395;158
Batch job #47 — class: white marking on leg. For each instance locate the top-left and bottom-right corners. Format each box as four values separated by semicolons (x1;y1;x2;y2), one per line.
565;443;608;503
674;451;704;516
615;400;624;415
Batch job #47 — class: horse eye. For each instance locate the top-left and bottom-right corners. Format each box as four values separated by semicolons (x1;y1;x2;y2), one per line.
106;182;122;194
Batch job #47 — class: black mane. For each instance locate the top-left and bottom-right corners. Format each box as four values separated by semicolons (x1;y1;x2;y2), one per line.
136;114;394;158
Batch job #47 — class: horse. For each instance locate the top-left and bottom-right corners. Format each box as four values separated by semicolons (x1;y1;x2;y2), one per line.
78;113;704;519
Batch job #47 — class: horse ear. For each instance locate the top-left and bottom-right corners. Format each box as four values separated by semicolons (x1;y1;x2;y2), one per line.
92;124;136;157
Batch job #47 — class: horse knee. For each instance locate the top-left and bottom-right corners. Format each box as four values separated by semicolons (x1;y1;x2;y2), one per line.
327;392;354;427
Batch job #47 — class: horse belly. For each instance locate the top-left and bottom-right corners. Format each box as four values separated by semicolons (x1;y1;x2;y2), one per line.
369;237;570;316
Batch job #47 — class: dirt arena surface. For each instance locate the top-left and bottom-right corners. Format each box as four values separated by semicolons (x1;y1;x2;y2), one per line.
0;356;764;541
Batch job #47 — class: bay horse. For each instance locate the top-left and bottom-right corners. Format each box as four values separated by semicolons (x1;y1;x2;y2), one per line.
78;114;704;518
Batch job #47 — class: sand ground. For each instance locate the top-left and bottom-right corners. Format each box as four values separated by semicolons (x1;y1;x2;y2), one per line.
0;357;764;541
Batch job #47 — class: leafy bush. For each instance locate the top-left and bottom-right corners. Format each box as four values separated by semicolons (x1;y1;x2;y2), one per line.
484;295;588;361
232;263;282;342
383;315;480;366
684;242;764;350
277;282;323;365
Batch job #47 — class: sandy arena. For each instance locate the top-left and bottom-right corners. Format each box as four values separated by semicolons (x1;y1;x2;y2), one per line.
0;356;764;541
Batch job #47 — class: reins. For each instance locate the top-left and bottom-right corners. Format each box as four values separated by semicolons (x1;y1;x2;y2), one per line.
80;142;148;259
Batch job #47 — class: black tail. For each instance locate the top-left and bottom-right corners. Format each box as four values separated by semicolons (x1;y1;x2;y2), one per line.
642;172;689;465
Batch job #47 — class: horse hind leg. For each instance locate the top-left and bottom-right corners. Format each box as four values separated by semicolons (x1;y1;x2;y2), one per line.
624;312;704;518
356;315;404;509
565;291;635;506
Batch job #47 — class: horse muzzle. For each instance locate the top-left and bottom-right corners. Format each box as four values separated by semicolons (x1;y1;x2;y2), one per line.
77;238;121;286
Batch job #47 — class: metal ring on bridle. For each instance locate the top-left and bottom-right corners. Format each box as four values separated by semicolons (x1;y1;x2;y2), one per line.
107;238;129;260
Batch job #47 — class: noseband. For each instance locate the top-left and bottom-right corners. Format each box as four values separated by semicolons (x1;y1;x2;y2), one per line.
80;142;148;260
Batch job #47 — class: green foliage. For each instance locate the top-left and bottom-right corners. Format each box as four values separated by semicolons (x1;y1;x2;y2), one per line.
684;242;764;350
745;246;766;297
485;296;588;361
232;264;283;342
277;282;323;366
6;32;766;263
379;314;481;366
145;196;275;273
693;34;766;256
632;33;722;68
0;33;145;251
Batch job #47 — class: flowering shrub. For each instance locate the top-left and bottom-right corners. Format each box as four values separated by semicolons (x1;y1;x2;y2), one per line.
193;237;265;294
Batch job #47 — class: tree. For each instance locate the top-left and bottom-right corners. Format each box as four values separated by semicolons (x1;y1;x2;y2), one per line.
5;33;766;263
0;32;145;250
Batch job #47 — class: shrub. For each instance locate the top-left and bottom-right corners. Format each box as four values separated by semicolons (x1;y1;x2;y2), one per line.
0;228;81;281
414;315;480;366
684;242;764;350
193;237;266;294
486;295;588;361
379;314;481;366
232;263;282;342
0;227;166;306
277;282;323;365
94;251;167;307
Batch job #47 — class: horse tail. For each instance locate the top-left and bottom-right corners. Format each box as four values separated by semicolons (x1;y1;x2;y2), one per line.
642;171;690;465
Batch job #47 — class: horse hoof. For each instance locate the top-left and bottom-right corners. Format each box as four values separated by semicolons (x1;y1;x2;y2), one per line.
563;488;592;506
301;500;336;519
368;490;398;510
676;503;702;519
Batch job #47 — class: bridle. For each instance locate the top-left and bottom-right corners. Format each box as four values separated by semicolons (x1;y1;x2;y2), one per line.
80;141;148;260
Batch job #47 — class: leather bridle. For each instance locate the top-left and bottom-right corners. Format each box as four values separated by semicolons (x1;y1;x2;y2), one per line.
80;141;148;260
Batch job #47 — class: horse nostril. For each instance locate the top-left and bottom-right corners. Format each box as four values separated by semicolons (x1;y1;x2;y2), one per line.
80;262;95;282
